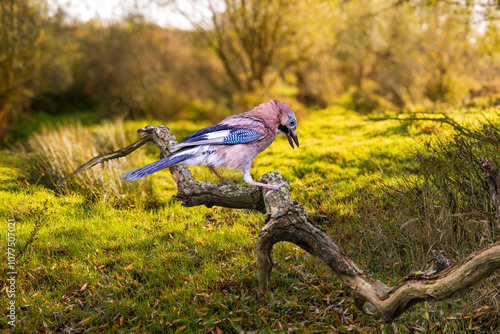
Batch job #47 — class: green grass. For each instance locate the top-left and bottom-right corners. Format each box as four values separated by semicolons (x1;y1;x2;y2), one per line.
1;106;499;333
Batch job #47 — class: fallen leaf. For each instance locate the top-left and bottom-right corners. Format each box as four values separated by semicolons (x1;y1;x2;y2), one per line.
79;316;91;324
175;325;186;333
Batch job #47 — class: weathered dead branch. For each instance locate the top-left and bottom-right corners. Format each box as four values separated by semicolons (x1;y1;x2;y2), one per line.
62;125;500;323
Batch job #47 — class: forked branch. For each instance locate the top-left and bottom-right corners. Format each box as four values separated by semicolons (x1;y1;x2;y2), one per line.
62;125;500;323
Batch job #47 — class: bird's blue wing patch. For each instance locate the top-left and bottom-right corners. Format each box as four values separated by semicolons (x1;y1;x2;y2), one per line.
177;126;261;147
223;128;261;145
184;124;234;142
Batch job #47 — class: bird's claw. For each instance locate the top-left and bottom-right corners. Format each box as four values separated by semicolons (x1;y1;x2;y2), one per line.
264;181;287;199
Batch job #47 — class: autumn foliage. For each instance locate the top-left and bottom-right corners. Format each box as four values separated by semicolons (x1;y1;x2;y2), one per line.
2;0;500;142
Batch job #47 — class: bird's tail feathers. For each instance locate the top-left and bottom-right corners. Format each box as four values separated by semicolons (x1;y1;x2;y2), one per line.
122;149;195;182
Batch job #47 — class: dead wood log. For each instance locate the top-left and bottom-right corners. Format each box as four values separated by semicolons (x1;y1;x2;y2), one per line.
61;125;500;323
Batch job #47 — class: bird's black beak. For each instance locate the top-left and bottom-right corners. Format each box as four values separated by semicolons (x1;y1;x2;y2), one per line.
290;129;299;148
286;129;299;149
279;125;299;149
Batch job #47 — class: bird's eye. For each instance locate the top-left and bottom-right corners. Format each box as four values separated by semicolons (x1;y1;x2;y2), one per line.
289;120;296;127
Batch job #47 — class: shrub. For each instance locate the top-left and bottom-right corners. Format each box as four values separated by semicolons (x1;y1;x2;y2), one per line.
380;116;500;325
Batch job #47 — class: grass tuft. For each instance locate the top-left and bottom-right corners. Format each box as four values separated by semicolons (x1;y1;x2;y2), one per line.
20;118;161;208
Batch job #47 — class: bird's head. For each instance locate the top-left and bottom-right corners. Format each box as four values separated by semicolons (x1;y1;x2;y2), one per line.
271;99;299;149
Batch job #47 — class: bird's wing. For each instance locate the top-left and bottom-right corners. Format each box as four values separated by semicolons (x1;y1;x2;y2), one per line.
173;124;262;148
122;147;197;182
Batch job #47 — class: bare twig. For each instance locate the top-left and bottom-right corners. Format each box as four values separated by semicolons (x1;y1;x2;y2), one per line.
370;113;498;145
17;201;49;266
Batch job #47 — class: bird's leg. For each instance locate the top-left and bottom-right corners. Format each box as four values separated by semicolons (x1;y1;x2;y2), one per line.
207;166;232;186
243;168;286;198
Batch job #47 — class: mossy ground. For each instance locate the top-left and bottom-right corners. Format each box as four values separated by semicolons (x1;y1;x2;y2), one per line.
1;106;498;333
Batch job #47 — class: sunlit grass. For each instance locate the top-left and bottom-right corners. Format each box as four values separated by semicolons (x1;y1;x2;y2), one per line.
20;118;167;208
1;106;499;332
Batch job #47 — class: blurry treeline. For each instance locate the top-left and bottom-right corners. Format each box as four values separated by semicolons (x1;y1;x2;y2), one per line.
2;0;500;140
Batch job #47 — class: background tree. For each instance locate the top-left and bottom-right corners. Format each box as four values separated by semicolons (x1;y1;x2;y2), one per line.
1;0;46;138
0;1;75;140
177;0;329;93
3;0;500;141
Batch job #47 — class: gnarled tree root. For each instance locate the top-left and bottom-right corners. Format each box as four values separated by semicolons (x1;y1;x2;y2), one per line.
62;125;500;323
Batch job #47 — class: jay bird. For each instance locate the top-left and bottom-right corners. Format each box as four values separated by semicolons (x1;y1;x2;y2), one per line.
122;99;299;195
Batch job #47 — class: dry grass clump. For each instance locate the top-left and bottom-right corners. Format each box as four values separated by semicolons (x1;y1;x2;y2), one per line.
22;118;158;207
317;114;500;330
396;121;500;258
382;118;500;327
